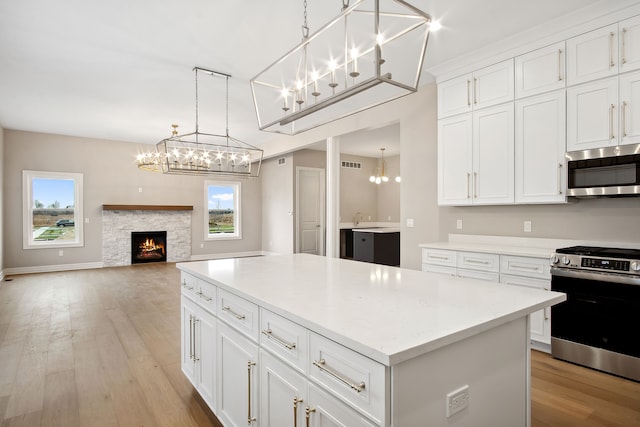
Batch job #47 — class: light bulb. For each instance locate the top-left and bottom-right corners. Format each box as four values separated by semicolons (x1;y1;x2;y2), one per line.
395;176;401;183
375;177;381;184
369;176;376;182
382;176;389;182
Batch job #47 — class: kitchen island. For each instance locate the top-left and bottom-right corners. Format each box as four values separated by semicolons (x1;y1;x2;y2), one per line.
177;254;565;427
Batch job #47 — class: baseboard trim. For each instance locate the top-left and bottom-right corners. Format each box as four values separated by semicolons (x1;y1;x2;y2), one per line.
5;262;104;276
190;251;270;261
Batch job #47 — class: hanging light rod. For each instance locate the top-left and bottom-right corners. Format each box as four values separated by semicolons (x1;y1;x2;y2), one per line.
193;66;231;79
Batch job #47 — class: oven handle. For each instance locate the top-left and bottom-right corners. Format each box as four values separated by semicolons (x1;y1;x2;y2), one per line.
550;266;640;286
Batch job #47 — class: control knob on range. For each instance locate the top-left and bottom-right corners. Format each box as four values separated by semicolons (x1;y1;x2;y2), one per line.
562;256;571;266
550;254;559;265
631;261;640;272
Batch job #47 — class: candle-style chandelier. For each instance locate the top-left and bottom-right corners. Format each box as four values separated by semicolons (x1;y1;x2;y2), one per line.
250;0;432;135
137;67;263;177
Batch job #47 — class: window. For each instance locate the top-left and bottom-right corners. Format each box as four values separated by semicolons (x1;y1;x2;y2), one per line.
205;180;241;240
23;170;84;249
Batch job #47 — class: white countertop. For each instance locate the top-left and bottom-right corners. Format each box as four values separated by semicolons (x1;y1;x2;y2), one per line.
353;227;400;233
178;254;565;366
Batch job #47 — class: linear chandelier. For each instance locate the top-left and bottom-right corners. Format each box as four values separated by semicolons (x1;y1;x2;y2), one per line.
250;0;432;135
137;67;263;177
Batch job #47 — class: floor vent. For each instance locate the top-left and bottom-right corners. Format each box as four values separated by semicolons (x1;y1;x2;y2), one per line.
341;161;362;169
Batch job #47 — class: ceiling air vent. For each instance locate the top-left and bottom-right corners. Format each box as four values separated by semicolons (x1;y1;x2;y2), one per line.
341;161;362;169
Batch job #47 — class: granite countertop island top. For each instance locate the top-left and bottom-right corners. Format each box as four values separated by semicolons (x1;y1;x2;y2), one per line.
178;254;565;366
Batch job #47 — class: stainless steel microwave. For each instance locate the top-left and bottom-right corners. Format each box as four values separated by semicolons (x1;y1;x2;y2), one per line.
566;144;640;197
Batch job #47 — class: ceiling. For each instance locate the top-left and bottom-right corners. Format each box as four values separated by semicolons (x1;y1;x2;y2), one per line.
0;0;618;156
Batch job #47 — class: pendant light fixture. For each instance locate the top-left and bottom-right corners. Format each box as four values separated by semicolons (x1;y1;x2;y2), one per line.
370;147;389;184
137;67;263;177
250;0;433;135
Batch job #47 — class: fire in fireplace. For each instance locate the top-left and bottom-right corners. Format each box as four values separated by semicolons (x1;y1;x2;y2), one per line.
131;231;167;264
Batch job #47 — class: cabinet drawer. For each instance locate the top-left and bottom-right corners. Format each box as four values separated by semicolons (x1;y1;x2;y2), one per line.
422;263;457;277
457;251;499;272
218;289;259;342
309;332;387;425
181;272;200;301
421;248;457;267
260;308;308;374
308;382;377;427
457;269;499;282
500;255;550;280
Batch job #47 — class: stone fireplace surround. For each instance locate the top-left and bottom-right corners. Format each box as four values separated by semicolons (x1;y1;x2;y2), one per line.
102;205;192;267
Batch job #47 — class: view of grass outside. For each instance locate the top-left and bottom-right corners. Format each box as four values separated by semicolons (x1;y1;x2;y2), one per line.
208;209;235;234
32;208;75;241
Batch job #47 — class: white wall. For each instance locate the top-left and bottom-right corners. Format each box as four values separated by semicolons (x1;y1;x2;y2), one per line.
0;125;4;277
3;129;262;270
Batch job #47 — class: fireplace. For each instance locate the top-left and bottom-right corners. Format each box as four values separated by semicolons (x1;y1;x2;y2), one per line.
131;231;167;264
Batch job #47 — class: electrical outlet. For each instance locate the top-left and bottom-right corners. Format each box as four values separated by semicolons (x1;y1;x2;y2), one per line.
138;187;143;193
524;220;532;233
456;219;463;230
446;385;469;418
406;218;414;228
58;250;64;257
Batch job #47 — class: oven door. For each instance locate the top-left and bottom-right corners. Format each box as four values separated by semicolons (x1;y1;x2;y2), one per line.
551;268;640;358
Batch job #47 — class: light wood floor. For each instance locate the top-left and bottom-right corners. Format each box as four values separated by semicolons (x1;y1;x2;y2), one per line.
1;264;639;427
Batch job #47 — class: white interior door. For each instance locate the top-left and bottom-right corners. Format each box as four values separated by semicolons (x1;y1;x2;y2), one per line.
296;167;325;255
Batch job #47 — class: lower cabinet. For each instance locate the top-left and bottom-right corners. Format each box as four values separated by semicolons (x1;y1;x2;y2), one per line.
421;247;552;348
181;295;217;411
217;321;259;426
306;383;378;427
260;350;307;427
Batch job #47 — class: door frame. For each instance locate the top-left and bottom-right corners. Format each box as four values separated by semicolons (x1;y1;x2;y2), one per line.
295;166;326;255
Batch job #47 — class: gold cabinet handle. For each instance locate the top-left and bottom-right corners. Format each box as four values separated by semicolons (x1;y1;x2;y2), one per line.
305;407;316;427
473;171;478;198
196;290;213;302
189;314;194;361
610;104;616;140
261;329;296;350
610;31;616;68
622;101;628;138
312;359;365;393
247;361;256;424
222;305;246;320
293;397;303;427
622;28;628;65
558;49;563;81
473;77;478;105
558;163;563;195
182;280;194;291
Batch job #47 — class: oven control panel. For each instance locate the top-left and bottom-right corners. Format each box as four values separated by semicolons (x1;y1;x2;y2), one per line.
581;257;630;272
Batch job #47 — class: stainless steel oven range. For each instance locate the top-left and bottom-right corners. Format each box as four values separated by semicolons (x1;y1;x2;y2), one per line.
550;246;640;382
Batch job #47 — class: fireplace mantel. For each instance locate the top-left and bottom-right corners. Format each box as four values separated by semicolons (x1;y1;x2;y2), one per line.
102;204;193;211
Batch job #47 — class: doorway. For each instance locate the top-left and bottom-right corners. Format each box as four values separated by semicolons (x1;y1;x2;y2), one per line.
296;167;325;255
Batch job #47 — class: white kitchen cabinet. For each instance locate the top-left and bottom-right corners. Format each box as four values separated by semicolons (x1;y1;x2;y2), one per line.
500;274;551;346
515;42;566;99
472;103;515;205
217;320;259;427
438;103;514;206
619;69;640;145
260;349;307;427
437;59;514;118
181;295;217;411
567;17;640;86
305;383;377;427
421;248;499;282
515;91;567;203
567;71;640;150
567;77;618;151
566;24;619;86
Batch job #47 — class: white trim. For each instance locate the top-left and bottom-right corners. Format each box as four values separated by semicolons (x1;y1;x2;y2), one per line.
23;170;84;249
5;262;103;276
0;270;5;282
204;180;242;241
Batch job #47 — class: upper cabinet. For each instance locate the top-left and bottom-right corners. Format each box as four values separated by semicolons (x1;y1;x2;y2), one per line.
567;16;640;86
437;59;514;119
515;42;566;98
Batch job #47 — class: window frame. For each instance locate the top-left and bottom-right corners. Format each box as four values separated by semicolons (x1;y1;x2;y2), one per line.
23;170;84;249
204;180;242;241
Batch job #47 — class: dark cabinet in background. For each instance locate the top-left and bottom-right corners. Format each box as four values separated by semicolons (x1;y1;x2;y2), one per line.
353;231;400;266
